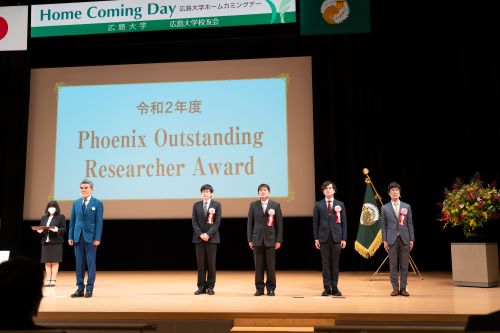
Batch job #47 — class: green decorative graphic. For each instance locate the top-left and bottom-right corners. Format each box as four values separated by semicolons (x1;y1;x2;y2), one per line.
265;0;278;23
279;0;292;23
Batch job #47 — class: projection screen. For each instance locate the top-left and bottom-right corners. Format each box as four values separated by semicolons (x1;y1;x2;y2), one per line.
24;57;314;219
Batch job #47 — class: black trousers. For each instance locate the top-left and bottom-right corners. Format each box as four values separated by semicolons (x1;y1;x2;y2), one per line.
195;242;217;290
253;245;276;291
319;235;341;290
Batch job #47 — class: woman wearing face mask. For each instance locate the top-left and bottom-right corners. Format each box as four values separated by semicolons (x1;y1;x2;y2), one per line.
36;200;66;287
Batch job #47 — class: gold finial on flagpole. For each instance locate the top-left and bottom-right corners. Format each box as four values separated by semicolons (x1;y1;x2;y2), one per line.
363;168;371;184
362;168;383;205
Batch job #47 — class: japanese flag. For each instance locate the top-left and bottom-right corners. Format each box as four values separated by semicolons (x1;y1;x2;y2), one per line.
0;6;28;51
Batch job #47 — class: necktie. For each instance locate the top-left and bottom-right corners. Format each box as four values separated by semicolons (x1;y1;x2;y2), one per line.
394;202;399;217
82;199;86;215
262;202;267;214
327;200;332;215
203;201;208;214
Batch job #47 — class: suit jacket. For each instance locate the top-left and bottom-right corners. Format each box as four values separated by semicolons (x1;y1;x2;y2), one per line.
69;196;104;243
381;200;415;245
312;199;347;243
39;214;66;244
191;200;222;243
247;199;283;247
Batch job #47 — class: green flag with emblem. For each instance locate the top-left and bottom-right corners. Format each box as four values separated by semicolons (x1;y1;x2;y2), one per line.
354;175;382;258
300;0;371;36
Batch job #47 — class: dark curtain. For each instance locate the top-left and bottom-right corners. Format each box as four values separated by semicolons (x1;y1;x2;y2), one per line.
0;52;31;255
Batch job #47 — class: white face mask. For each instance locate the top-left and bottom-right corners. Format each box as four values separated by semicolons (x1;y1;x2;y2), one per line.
48;207;56;215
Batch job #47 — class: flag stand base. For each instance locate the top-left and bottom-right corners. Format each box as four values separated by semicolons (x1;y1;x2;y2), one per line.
369;255;423;280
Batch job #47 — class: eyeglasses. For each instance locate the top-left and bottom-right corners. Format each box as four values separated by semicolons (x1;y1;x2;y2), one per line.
80;186;90;189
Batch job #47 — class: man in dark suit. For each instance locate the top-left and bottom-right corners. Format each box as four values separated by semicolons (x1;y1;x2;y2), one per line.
312;180;347;297
192;184;222;295
380;181;415;297
247;183;283;296
68;179;104;298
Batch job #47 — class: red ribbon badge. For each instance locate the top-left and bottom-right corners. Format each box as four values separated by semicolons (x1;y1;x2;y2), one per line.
334;205;341;224
398;208;408;225
267;209;275;227
207;208;215;224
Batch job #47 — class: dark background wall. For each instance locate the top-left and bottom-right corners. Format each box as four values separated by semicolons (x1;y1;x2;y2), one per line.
1;0;499;272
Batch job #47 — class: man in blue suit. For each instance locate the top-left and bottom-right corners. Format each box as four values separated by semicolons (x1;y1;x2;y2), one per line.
312;180;347;297
68;179;104;298
381;181;414;297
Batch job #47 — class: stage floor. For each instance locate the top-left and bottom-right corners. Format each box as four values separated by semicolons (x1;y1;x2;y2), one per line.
37;271;500;326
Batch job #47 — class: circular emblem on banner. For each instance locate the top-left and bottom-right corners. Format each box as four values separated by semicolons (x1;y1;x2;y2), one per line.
360;203;379;226
0;17;9;40
321;0;350;25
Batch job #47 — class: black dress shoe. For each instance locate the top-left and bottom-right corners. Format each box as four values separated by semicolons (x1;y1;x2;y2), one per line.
194;289;206;295
207;288;215;295
267;289;275;296
332;289;342;297
321;289;331;296
84;291;93;298
71;290;84;298
254;290;264;296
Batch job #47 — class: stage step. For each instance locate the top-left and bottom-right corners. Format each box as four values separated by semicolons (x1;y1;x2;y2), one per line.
231;327;314;333
233;318;335;327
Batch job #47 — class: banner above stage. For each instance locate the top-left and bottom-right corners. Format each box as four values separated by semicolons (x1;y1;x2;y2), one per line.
31;0;296;37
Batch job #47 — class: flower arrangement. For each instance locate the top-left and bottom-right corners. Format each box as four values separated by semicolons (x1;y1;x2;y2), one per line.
440;173;500;235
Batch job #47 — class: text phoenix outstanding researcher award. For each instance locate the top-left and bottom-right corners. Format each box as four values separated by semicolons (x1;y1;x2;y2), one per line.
78;126;264;178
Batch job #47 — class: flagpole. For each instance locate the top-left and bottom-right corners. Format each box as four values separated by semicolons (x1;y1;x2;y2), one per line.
363;168;423;280
362;168;383;206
